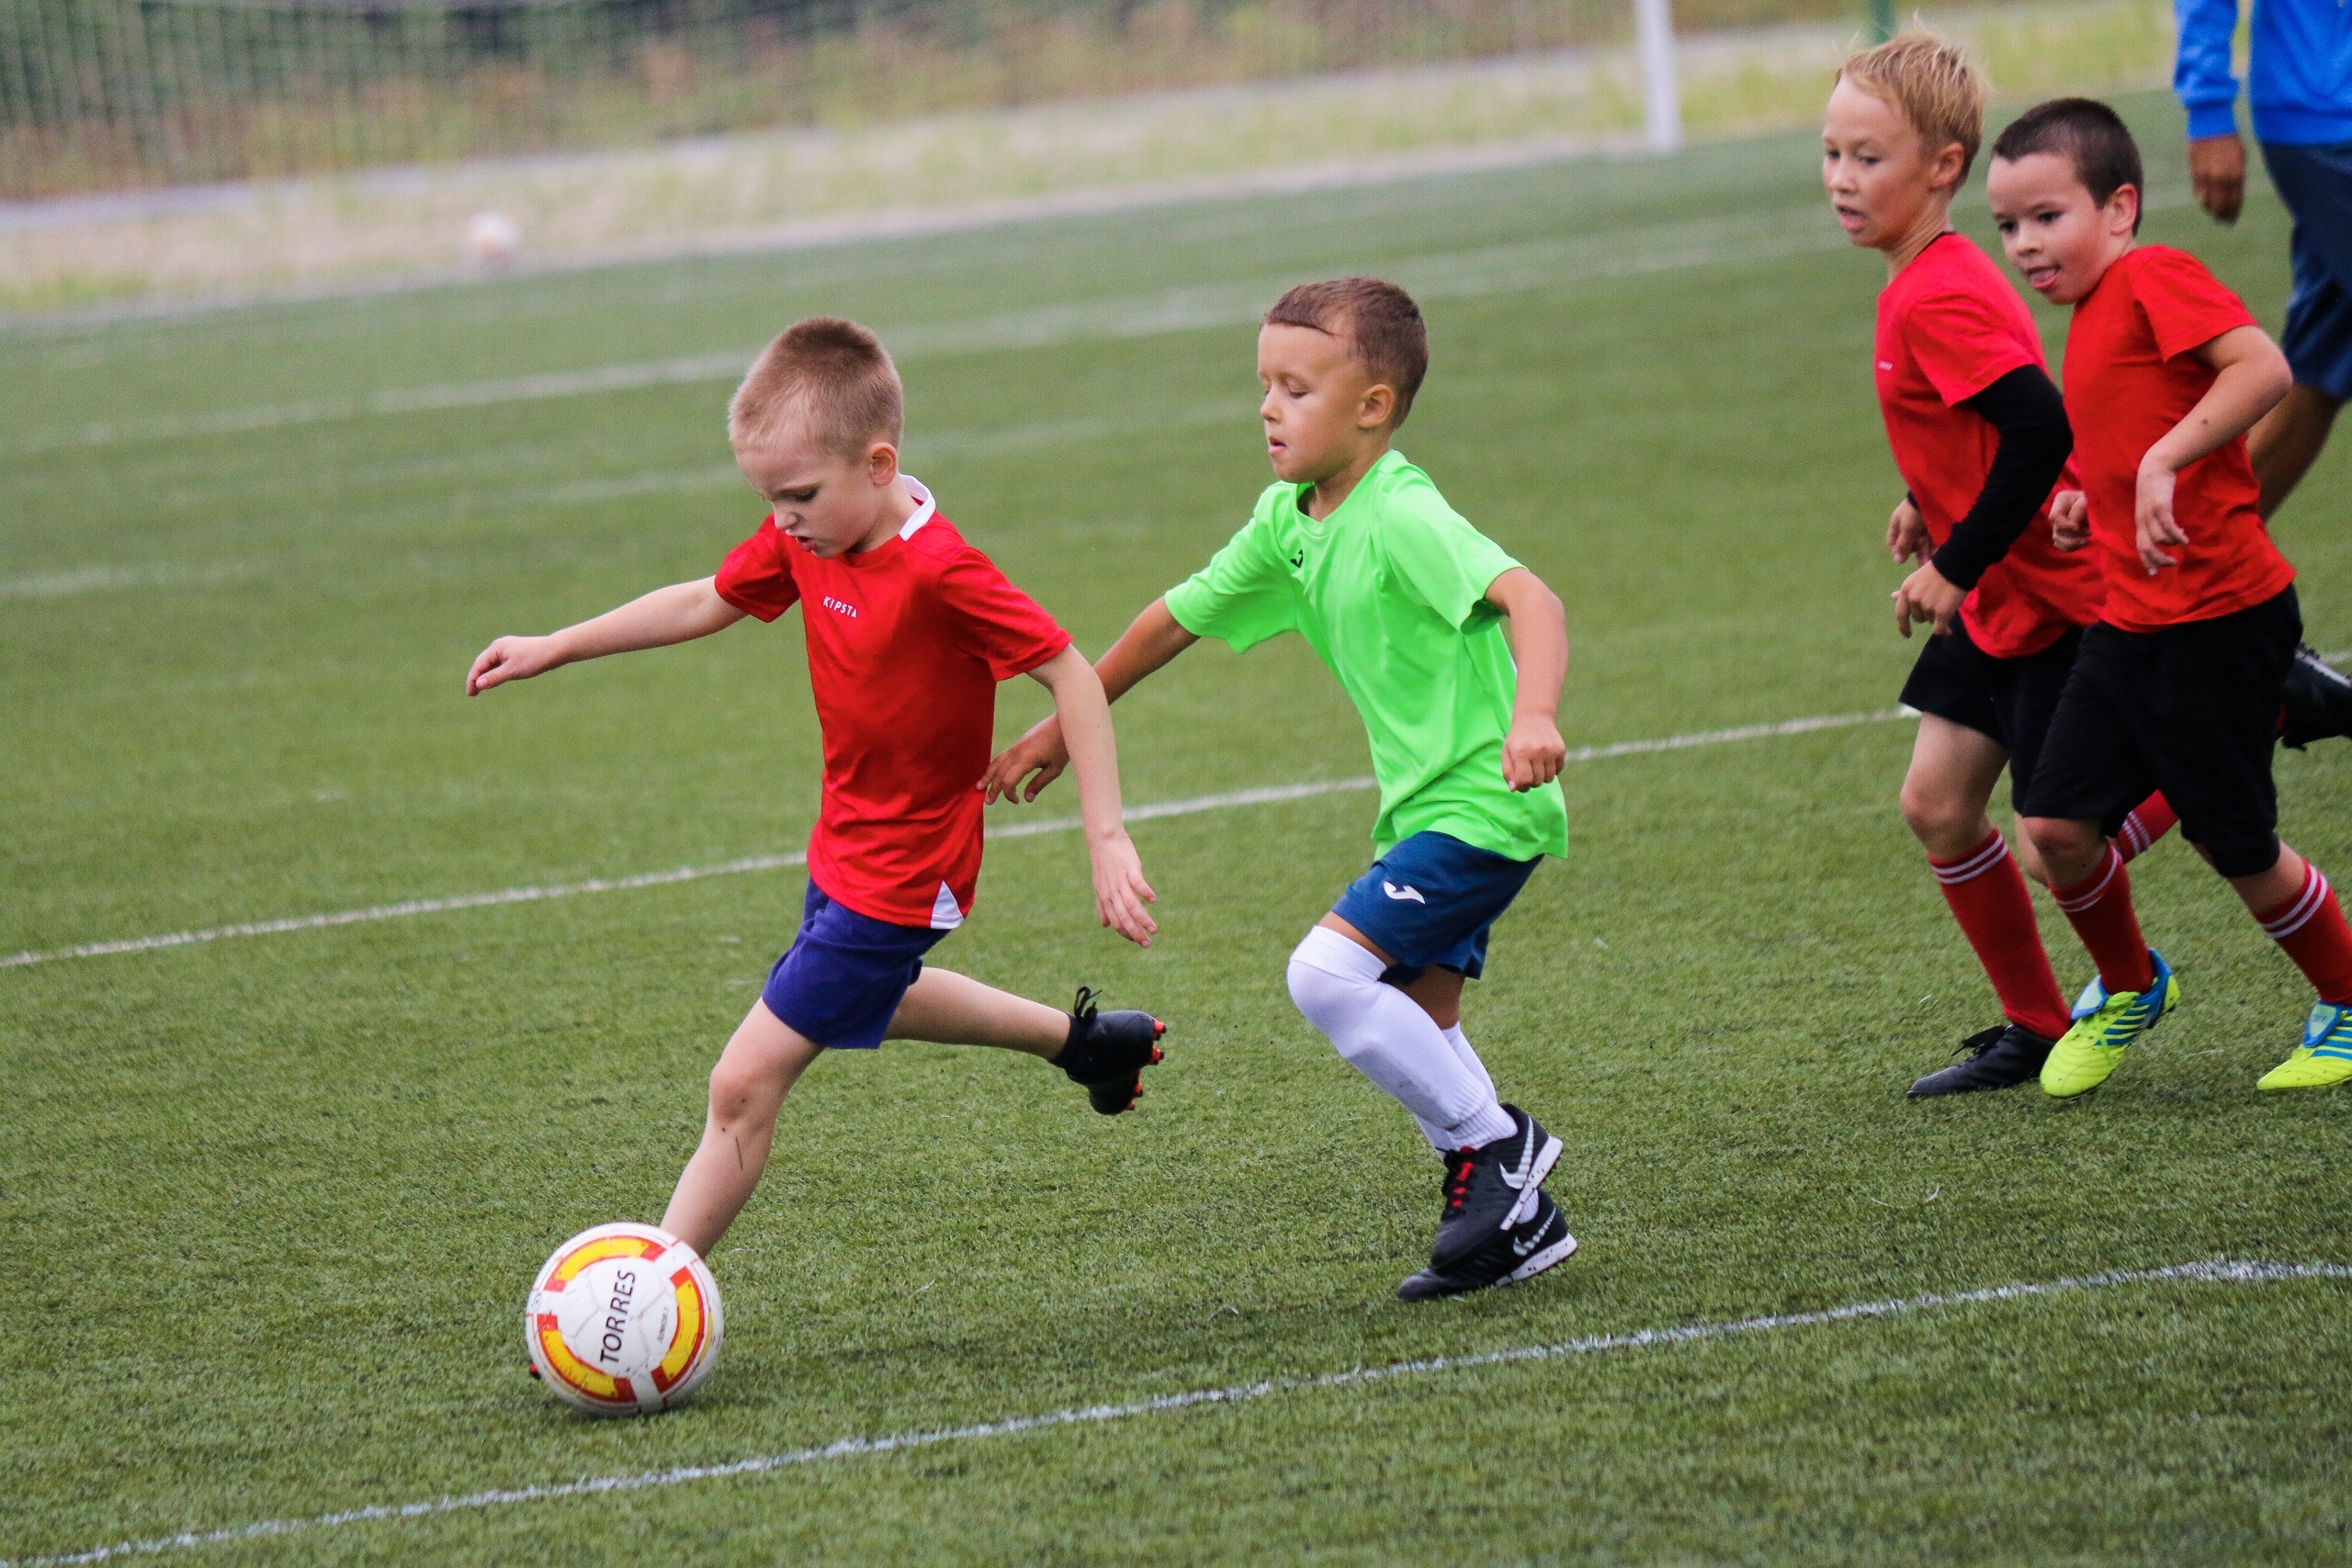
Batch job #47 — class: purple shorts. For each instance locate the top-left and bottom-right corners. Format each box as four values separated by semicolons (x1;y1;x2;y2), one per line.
762;880;947;1050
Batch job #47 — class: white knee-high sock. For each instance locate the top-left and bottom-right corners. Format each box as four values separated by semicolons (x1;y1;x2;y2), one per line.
1419;1022;1505;1150
1286;927;1515;1148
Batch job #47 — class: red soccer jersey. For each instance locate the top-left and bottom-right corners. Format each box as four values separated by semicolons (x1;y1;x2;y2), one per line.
713;479;1071;929
1874;232;2103;657
2062;245;2295;631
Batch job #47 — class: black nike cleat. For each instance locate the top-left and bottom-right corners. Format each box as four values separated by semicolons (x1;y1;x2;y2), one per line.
1053;986;1165;1114
1907;1022;2056;1098
1430;1104;1562;1271
2282;644;2352;750
1399;1188;1578;1301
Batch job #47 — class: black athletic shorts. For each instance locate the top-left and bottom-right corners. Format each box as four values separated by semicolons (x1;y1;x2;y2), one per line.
2018;586;2300;878
1898;615;2085;810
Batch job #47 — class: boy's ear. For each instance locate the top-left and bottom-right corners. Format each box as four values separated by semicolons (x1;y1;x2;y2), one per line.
1357;381;1397;430
1930;140;1968;194
2109;183;2143;235
865;439;900;485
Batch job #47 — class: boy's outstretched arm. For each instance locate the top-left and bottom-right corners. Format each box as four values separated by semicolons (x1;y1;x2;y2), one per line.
2135;324;2293;572
982;597;1199;803
1025;644;1159;946
1484;567;1569;792
467;577;745;694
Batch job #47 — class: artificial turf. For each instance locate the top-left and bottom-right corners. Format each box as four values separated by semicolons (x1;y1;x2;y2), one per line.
3;91;2348;1565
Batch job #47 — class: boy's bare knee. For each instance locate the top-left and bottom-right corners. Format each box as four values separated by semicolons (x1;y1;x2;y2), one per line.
706;1059;781;1125
2020;815;2103;875
1899;781;1985;855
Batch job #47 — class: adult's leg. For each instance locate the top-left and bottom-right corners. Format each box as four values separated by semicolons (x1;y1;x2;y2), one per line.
2252;384;2343;520
662;999;824;1257
2252;141;2352;518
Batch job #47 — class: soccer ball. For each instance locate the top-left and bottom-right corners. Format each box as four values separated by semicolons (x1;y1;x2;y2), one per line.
525;1223;723;1416
461;209;522;270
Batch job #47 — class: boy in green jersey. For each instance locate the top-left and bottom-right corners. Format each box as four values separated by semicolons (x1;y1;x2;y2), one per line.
984;277;1577;1299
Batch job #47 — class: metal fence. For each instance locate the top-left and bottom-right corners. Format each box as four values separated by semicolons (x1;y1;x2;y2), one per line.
0;0;1860;199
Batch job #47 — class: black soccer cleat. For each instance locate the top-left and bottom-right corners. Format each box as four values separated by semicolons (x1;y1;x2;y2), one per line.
1429;1104;1563;1272
1399;1188;1578;1301
1053;986;1166;1114
1907;1022;2057;1098
2281;643;2352;750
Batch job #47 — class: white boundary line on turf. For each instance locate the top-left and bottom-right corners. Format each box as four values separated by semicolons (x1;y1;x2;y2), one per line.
0;707;1912;972
8;1257;2345;1568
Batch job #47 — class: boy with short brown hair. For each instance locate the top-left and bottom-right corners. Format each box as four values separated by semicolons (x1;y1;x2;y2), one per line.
985;277;1579;1300
1990;99;2352;1092
468;317;1171;1258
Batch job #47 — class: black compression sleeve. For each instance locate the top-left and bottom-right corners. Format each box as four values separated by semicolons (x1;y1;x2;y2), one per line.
1928;364;2073;591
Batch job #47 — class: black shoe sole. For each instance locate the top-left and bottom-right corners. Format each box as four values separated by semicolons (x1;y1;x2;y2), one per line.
1907;1065;2041;1097
1084;1018;1166;1114
1398;1230;1579;1301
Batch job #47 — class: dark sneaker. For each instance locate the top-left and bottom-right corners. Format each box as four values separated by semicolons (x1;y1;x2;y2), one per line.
2282;644;2352;750
1430;1104;1563;1271
1399;1189;1578;1301
1907;1022;2057;1098
1052;987;1165;1114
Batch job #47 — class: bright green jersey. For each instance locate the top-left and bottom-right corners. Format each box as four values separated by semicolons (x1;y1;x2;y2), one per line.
1165;449;1568;862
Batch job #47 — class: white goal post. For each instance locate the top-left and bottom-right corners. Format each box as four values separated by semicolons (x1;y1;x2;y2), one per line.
1634;0;1683;153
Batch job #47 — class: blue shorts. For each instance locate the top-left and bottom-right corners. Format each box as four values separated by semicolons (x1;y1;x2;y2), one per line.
762;881;946;1050
1327;830;1542;985
2264;141;2352;402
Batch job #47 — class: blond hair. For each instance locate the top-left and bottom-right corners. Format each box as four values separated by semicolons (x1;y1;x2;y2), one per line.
1838;31;1987;181
727;316;903;457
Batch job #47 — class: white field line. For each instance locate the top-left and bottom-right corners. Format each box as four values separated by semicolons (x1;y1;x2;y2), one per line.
7;1257;2344;1568
0;707;1911;973
2;210;1841;457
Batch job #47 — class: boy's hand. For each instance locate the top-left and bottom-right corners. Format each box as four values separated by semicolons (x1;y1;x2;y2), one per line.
2047;490;2090;552
1501;714;1567;792
1089;830;1159;946
2133;462;2188;573
1887;497;1930;564
982;718;1070;804
467;635;562;694
1892;561;1965;638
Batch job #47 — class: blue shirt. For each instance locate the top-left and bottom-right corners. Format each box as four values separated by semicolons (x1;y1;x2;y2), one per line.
2175;0;2352;145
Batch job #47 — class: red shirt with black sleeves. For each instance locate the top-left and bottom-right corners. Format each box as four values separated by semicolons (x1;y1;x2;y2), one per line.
713;479;1071;930
1875;232;2102;657
2063;244;2295;631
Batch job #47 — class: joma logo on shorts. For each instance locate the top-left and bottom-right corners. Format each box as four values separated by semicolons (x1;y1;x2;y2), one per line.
822;596;858;618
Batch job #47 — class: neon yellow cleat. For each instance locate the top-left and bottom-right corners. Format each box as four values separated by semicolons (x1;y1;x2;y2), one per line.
2257;1001;2352;1090
2041;952;2178;1099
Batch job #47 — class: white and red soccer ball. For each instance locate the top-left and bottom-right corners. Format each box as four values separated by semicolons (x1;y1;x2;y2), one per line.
525;1223;722;1416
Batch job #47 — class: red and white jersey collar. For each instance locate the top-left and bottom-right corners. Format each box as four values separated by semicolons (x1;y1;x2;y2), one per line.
898;476;936;540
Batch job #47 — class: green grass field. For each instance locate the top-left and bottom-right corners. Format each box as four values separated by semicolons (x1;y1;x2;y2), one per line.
6;91;2351;1565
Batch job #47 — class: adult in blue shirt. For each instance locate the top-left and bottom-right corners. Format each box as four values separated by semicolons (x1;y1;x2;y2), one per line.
2177;0;2352;516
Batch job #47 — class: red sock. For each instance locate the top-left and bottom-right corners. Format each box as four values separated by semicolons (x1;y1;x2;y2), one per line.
1928;830;2072;1040
2256;861;2352;1005
2115;792;2177;863
2051;843;2156;995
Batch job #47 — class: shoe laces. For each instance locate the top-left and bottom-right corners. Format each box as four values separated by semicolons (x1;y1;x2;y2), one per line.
1442;1151;1477;1215
1951;1025;2007;1062
1071;986;1102;1026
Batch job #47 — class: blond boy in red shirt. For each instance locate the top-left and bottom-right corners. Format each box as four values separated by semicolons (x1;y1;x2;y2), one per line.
1824;38;2177;1097
468;319;1170;1257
